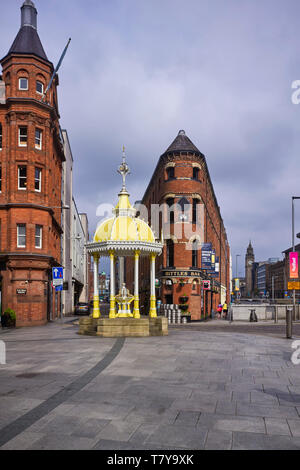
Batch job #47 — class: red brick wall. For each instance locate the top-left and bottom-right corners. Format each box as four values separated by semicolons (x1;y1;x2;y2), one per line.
0;53;64;326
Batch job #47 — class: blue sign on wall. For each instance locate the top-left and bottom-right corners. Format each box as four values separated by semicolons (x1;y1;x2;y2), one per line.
52;267;63;280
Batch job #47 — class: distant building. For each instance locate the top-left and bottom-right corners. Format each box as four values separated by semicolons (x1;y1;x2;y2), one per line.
71;199;89;308
283;243;300;302
245;242;255;297
268;260;285;299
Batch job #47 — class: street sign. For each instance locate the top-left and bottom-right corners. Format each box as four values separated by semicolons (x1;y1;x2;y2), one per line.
53;279;63;287
203;280;211;290
52;267;63;280
55;284;63;292
288;281;300;290
16;289;27;295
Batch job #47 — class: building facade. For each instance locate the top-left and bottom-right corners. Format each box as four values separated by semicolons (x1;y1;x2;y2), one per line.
0;1;65;326
245;242;255;297
126;130;231;320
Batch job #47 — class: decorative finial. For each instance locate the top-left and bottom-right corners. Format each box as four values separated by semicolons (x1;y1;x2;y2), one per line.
118;145;130;192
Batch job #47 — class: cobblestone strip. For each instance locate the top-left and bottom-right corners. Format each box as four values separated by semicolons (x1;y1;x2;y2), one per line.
0;337;125;448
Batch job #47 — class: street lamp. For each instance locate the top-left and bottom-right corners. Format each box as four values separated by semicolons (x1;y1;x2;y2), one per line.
292;197;300;315
272;275;278;304
236;254;241;279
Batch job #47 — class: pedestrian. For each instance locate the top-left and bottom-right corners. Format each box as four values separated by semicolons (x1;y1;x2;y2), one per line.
217;303;223;319
222;301;228;319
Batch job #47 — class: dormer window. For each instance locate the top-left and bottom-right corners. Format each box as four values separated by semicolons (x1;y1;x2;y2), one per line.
19;78;28;90
36;81;43;94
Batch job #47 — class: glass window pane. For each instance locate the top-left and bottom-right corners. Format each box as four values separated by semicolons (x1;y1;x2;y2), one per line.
19;78;28;90
36;81;43;94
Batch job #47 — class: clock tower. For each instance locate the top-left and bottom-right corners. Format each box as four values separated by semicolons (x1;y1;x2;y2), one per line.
245;241;254;297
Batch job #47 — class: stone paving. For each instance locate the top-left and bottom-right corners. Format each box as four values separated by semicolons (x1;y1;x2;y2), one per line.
0;318;300;450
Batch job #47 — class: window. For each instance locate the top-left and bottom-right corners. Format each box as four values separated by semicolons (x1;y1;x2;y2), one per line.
35;225;42;248
178;197;189;222
18;166;27;190
18;127;27;147
35;129;42;149
193;167;200;180
166;167;175;180
192;239;198;268
166;239;174;267
0;123;2;150
192;199;198;224
35;167;41;192
19;78;28;90
36;81;43;94
166;198;174;224
17;224;26;248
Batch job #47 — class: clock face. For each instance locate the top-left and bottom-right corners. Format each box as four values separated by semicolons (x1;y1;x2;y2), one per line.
248;260;253;266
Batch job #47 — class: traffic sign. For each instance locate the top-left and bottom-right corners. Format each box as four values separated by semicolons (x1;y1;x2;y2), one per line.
53;279;63;287
55;284;63;292
203;280;211;290
52;267;63;280
288;281;300;290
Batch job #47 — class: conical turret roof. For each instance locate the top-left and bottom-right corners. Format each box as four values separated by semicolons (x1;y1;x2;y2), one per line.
4;0;48;62
162;130;202;155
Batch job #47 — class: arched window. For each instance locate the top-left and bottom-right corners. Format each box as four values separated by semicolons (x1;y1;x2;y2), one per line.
166;239;174;267
166;198;174;224
192;239;198;268
178;197;189;222
192;199;198;224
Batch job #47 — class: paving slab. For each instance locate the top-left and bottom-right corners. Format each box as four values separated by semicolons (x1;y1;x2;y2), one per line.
1;320;300;450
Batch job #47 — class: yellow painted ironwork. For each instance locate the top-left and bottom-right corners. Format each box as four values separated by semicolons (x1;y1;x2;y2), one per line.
92;295;101;319
149;295;157;318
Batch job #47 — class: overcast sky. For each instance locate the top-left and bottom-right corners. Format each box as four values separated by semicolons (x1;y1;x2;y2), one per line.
2;0;300;276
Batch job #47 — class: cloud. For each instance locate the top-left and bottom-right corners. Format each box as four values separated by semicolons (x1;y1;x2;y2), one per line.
2;0;300;274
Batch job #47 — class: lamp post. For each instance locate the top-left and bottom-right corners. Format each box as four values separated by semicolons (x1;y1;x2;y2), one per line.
292;197;300;319
236;254;241;279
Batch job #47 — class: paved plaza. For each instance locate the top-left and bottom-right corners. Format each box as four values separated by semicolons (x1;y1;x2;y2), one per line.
0;319;300;450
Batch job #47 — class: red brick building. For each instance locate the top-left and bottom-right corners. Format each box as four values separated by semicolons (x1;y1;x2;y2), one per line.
126;130;230;320
0;1;65;326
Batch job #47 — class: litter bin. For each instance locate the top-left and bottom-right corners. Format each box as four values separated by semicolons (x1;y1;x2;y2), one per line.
249;309;258;322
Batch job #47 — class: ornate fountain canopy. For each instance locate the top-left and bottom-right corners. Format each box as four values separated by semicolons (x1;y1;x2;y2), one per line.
87;148;163;257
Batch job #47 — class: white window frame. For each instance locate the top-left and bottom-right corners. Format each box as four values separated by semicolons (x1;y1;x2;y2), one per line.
35;225;42;249
34;167;41;192
19;77;28;91
18;127;27;147
35;129;42;150
18;166;27;190
36;81;44;95
17;224;26;248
